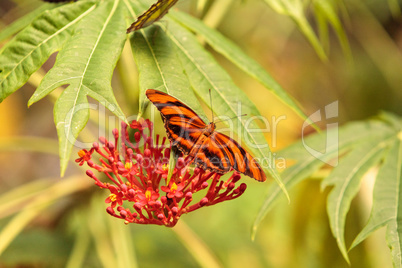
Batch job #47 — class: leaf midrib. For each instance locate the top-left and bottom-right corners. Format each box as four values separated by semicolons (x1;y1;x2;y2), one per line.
333;137;395;246
125;0;170;95
59;0;120;157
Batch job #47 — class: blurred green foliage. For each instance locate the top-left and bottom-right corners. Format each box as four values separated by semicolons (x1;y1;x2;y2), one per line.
0;0;401;267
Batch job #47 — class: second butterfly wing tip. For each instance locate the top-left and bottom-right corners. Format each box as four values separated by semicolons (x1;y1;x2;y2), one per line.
254;171;267;182
126;24;138;33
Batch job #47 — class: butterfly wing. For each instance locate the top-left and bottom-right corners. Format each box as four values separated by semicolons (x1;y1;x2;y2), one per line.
193;131;267;182
146;89;207;154
146;89;266;182
127;0;179;33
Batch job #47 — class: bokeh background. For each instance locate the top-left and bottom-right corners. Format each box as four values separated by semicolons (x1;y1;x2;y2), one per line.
0;0;401;267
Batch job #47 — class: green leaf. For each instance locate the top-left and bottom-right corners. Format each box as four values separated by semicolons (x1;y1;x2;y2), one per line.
351;138;402;267
252;116;398;238
173;221;223;268
0;175;91;256
0;3;54;43
169;10;318;131
29;0;127;176
252;126;339;239
263;0;327;60
128;1;206;121
127;2;286;194
163;18;287;196
66;209;91;268
0;1;96;103
252;157;326;240
312;0;352;59
322;139;390;263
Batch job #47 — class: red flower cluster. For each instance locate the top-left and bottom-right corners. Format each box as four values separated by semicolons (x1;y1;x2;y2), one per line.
76;120;247;227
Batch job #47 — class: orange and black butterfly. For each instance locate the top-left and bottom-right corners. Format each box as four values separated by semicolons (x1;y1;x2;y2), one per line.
146;89;267;182
127;0;179;33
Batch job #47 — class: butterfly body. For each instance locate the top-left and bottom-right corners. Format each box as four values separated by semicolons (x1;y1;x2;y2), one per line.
127;0;179;33
146;89;266;182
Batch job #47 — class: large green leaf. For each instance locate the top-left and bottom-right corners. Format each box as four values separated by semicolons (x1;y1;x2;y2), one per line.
322;139;390;263
126;1;286;195
351;137;402;267
0;175;92;257
0;3;54;43
312;0;351;59
126;0;206;120
252;115;399;240
28;0;127;176
169;10;317;131
0;1;96;102
263;0;327;60
164;18;286;196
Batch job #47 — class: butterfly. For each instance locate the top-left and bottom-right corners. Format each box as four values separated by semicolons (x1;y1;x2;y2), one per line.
146;89;267;182
127;0;179;33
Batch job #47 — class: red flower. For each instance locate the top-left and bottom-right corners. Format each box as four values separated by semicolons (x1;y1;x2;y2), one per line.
161;181;185;199
76;119;247;227
105;185;124;208
75;149;92;166
136;187;160;207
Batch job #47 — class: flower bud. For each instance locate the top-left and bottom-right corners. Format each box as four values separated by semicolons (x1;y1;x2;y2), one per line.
86;170;94;178
99;136;107;144
108;142;115;150
185;192;192;199
227;182;235;190
231;172;241;183
172;206;178;215
120;210;127;218
120;184;127;192
144;149;151;157
106;207;114;215
200;197;209;206
112;128;119;138
155;201;162;208
134;132;141;142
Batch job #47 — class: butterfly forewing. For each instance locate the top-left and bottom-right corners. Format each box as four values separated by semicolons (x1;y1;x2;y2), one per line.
146;89;206;154
145;89;267;182
127;0;179;33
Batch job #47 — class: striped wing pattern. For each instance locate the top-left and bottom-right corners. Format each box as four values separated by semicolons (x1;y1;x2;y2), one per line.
127;0;179;33
146;89;206;154
146;89;267;182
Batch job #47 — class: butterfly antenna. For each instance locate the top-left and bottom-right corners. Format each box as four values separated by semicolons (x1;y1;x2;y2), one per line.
209;89;214;123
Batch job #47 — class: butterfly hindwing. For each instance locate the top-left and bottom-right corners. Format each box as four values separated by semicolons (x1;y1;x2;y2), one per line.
127;0;179;33
146;89;267;182
191;131;232;173
212;132;266;182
